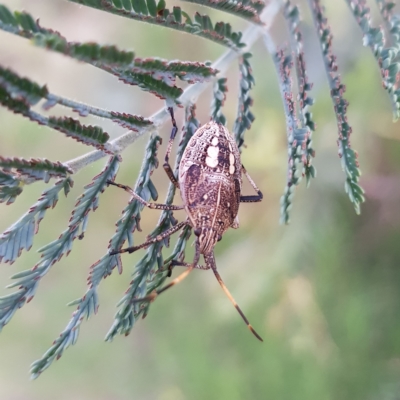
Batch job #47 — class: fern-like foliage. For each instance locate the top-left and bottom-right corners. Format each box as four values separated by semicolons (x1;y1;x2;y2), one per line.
345;0;400;120
0;0;399;378
69;0;246;50
181;0;265;24
284;1;316;184
0;5;217;103
0;83;111;150
0;157;72;184
308;0;364;214
211;77;228;125
274;50;308;224
0;157;119;335
233;53;255;148
30;136;160;377
0;171;22;205
0;178;73;265
0;65;153;130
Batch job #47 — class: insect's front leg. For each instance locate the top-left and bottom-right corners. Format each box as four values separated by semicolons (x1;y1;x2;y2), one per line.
239;165;263;203
107;180;184;211
110;221;188;255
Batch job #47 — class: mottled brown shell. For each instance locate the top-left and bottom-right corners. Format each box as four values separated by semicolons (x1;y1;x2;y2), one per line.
179;121;242;254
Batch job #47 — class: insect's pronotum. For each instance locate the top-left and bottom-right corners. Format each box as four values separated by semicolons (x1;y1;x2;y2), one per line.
108;108;264;341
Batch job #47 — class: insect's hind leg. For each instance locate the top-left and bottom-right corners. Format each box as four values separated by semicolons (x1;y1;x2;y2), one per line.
106;180;184;211
163;107;180;189
239;165;263;203
205;252;263;342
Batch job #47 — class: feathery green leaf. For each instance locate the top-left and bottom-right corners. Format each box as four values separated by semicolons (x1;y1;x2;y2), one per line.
68;0;245;50
181;0;264;24
0;157;73;183
0;177;73;265
1;156;119;338
211;78;228;125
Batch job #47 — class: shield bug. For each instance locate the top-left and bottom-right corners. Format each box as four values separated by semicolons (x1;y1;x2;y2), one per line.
108;107;263;341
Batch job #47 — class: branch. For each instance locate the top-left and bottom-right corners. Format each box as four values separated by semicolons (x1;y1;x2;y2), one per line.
63;0;281;173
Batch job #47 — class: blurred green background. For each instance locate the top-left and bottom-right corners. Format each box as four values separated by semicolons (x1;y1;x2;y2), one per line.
1;1;400;399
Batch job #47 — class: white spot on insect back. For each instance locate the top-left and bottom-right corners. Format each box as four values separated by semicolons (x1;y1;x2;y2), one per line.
211;137;218;146
207;146;219;158
206;156;218;168
229;165;235;174
229;153;235;165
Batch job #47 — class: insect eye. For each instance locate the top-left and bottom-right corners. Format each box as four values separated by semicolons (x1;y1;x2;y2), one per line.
194;228;201;237
217;234;222;242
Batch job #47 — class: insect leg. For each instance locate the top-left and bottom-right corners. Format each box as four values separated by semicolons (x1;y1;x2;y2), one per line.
166;259;209;276
110;221;188;255
107;180;184;210
132;242;201;302
163;107;180;189
205;252;263;342
239;165;263;203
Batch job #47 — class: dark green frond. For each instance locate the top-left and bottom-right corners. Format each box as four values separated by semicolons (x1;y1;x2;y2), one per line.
274;50;306;225
33;32;135;67
0;6;216;103
1;157;119;340
0;157;72;184
68;0;245;50
233;53;255;148
181;0;263;24
345;0;400;120
0;65;153;130
0;178;73;265
211;77;228;125
106;68;183;101
31;136;161;377
0;170;23;205
0;66;48;106
132;58;218;84
47;117;110;149
310;0;364;213
284;1;315;186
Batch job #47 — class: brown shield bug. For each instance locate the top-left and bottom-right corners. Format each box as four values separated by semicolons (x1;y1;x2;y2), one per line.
108;107;263;341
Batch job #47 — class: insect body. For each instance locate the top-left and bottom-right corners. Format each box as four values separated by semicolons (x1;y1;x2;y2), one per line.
108;108;263;341
179;121;242;254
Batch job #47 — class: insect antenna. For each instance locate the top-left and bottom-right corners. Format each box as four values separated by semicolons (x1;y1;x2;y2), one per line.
205;253;263;342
